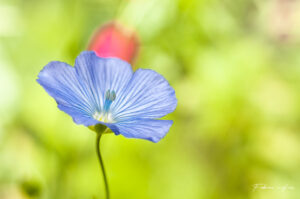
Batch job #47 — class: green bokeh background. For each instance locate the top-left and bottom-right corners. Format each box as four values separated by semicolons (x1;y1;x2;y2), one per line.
1;0;300;199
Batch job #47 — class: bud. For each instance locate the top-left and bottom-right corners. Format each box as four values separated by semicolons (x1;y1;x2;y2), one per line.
88;21;139;64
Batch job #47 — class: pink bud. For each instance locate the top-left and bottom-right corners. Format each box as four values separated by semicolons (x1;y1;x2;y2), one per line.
88;21;139;64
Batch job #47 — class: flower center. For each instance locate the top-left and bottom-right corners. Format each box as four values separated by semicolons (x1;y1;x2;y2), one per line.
93;89;116;123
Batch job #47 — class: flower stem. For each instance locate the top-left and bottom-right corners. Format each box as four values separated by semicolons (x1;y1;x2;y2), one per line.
96;129;110;199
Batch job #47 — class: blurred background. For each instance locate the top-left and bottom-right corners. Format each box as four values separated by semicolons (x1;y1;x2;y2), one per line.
1;0;300;198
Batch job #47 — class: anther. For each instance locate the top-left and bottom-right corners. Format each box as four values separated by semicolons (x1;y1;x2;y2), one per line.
103;89;116;113
110;91;116;101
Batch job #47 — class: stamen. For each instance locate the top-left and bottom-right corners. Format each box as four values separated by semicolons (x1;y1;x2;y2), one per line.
93;89;116;123
110;91;116;101
105;90;111;100
104;90;116;113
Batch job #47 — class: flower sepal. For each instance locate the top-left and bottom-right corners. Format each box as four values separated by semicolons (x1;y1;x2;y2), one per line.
88;124;112;134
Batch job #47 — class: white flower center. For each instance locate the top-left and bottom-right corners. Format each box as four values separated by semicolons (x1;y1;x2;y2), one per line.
93;112;115;123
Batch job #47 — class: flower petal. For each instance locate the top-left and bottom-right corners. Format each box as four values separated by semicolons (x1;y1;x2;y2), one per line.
37;61;97;126
74;51;133;113
111;69;177;121
57;104;100;126
107;119;173;142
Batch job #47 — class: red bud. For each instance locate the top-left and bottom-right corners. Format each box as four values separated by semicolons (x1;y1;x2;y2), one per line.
88;21;139;64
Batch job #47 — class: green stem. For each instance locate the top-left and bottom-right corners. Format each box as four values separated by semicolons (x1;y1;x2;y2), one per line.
96;129;110;199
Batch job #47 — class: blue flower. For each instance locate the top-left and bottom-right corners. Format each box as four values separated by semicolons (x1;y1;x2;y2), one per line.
37;51;177;142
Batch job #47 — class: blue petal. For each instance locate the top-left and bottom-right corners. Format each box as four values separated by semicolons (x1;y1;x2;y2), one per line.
37;61;97;126
107;119;173;142
111;69;177;121
57;104;100;126
74;51;133;113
